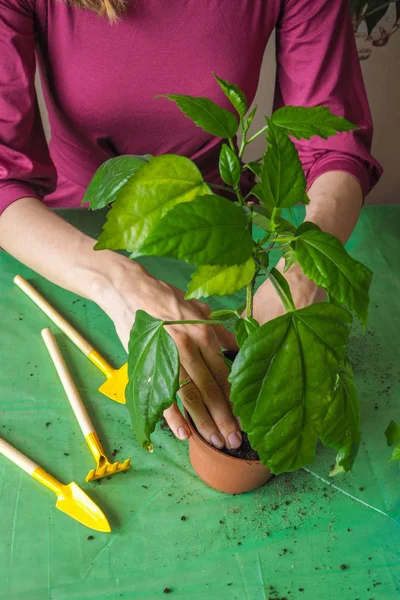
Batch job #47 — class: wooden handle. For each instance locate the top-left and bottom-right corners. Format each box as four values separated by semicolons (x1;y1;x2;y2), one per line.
41;328;95;437
14;275;93;357
0;437;38;476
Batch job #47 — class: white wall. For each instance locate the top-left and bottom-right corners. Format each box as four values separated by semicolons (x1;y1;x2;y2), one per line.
36;24;400;205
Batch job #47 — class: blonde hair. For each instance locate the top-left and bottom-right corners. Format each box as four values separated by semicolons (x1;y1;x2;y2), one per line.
67;0;128;22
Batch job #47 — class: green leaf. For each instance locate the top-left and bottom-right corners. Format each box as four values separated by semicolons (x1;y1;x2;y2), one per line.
250;182;266;204
389;444;400;465
235;317;260;348
252;210;270;231
245;161;263;178
319;359;360;474
251;204;296;234
186;258;256;300
260;122;307;210
243;105;258;136
213;73;247;118
82;155;151;210
281;243;298;272
162;94;238;138
140;195;254;267
365;0;389;34
126;311;180;451
95;155;210;252
268;267;295;311
295;222;372;325
385;420;400;446
350;0;367;20
271;106;357;140
229;303;353;474
219;144;241;188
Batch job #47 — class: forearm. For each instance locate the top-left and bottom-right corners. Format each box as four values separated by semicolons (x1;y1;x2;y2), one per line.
276;171;364;305
0;197;142;304
305;171;363;244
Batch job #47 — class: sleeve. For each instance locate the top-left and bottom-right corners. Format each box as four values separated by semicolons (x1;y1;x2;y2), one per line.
274;0;383;197
0;0;57;215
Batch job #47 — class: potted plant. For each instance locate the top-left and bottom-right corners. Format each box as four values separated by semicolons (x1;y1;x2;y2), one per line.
83;74;371;494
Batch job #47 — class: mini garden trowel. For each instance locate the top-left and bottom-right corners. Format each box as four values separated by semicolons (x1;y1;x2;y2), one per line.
41;328;131;482
14;275;127;404
0;437;111;532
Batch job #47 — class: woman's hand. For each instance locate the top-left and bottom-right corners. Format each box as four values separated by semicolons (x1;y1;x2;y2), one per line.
251;259;325;326
96;256;242;450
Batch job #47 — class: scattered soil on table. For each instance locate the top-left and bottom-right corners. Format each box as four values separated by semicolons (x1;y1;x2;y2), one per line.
160;417;175;437
87;535;94;541
180;515;186;521
45;422;51;428
163;588;171;594
220;432;259;461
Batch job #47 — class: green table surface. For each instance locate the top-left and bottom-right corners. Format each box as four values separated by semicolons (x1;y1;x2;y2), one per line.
1;206;400;600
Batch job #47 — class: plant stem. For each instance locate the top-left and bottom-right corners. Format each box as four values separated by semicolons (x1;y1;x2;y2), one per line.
268;236;297;244
246;273;257;319
228;138;236;153
164;319;227;326
238;117;247;159
257;233;272;248
234;185;245;205
270;207;278;230
246;124;269;145
209;183;234;194
255;259;294;313
245;203;256;317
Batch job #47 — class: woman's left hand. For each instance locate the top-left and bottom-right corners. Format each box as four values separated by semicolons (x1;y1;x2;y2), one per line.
250;260;326;326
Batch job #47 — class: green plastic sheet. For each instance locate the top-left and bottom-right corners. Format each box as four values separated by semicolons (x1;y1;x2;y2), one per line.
0;207;400;599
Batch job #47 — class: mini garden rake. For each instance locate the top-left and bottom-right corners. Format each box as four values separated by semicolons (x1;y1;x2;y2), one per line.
41;328;131;482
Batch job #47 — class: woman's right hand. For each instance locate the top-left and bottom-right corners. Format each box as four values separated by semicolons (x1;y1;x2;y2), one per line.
0;199;242;451
95;254;242;451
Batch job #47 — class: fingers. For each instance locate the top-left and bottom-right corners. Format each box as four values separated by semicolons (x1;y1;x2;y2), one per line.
163;402;190;440
177;365;224;449
178;338;242;450
200;345;242;449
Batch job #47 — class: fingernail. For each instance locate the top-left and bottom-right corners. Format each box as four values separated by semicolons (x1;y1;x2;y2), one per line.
178;427;190;440
228;432;242;449
211;433;224;449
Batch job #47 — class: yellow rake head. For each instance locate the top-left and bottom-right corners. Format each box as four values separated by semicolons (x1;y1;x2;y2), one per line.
85;456;131;483
85;432;131;482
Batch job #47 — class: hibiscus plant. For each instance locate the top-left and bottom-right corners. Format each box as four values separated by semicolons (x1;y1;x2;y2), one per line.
83;74;371;477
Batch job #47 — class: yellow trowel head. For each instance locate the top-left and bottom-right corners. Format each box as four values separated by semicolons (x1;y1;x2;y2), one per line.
33;467;111;532
56;482;111;532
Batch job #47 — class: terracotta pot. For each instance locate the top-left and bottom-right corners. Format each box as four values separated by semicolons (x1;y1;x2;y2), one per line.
185;410;272;494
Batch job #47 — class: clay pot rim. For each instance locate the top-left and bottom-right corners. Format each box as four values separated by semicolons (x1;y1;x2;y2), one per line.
184;408;263;466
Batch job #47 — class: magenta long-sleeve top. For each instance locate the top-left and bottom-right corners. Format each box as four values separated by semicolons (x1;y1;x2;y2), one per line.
0;0;382;213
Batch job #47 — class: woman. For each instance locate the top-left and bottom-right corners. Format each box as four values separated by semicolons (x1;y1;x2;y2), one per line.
0;0;382;451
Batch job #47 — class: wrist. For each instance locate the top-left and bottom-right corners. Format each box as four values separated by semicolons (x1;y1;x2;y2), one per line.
277;259;325;307
79;247;146;316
